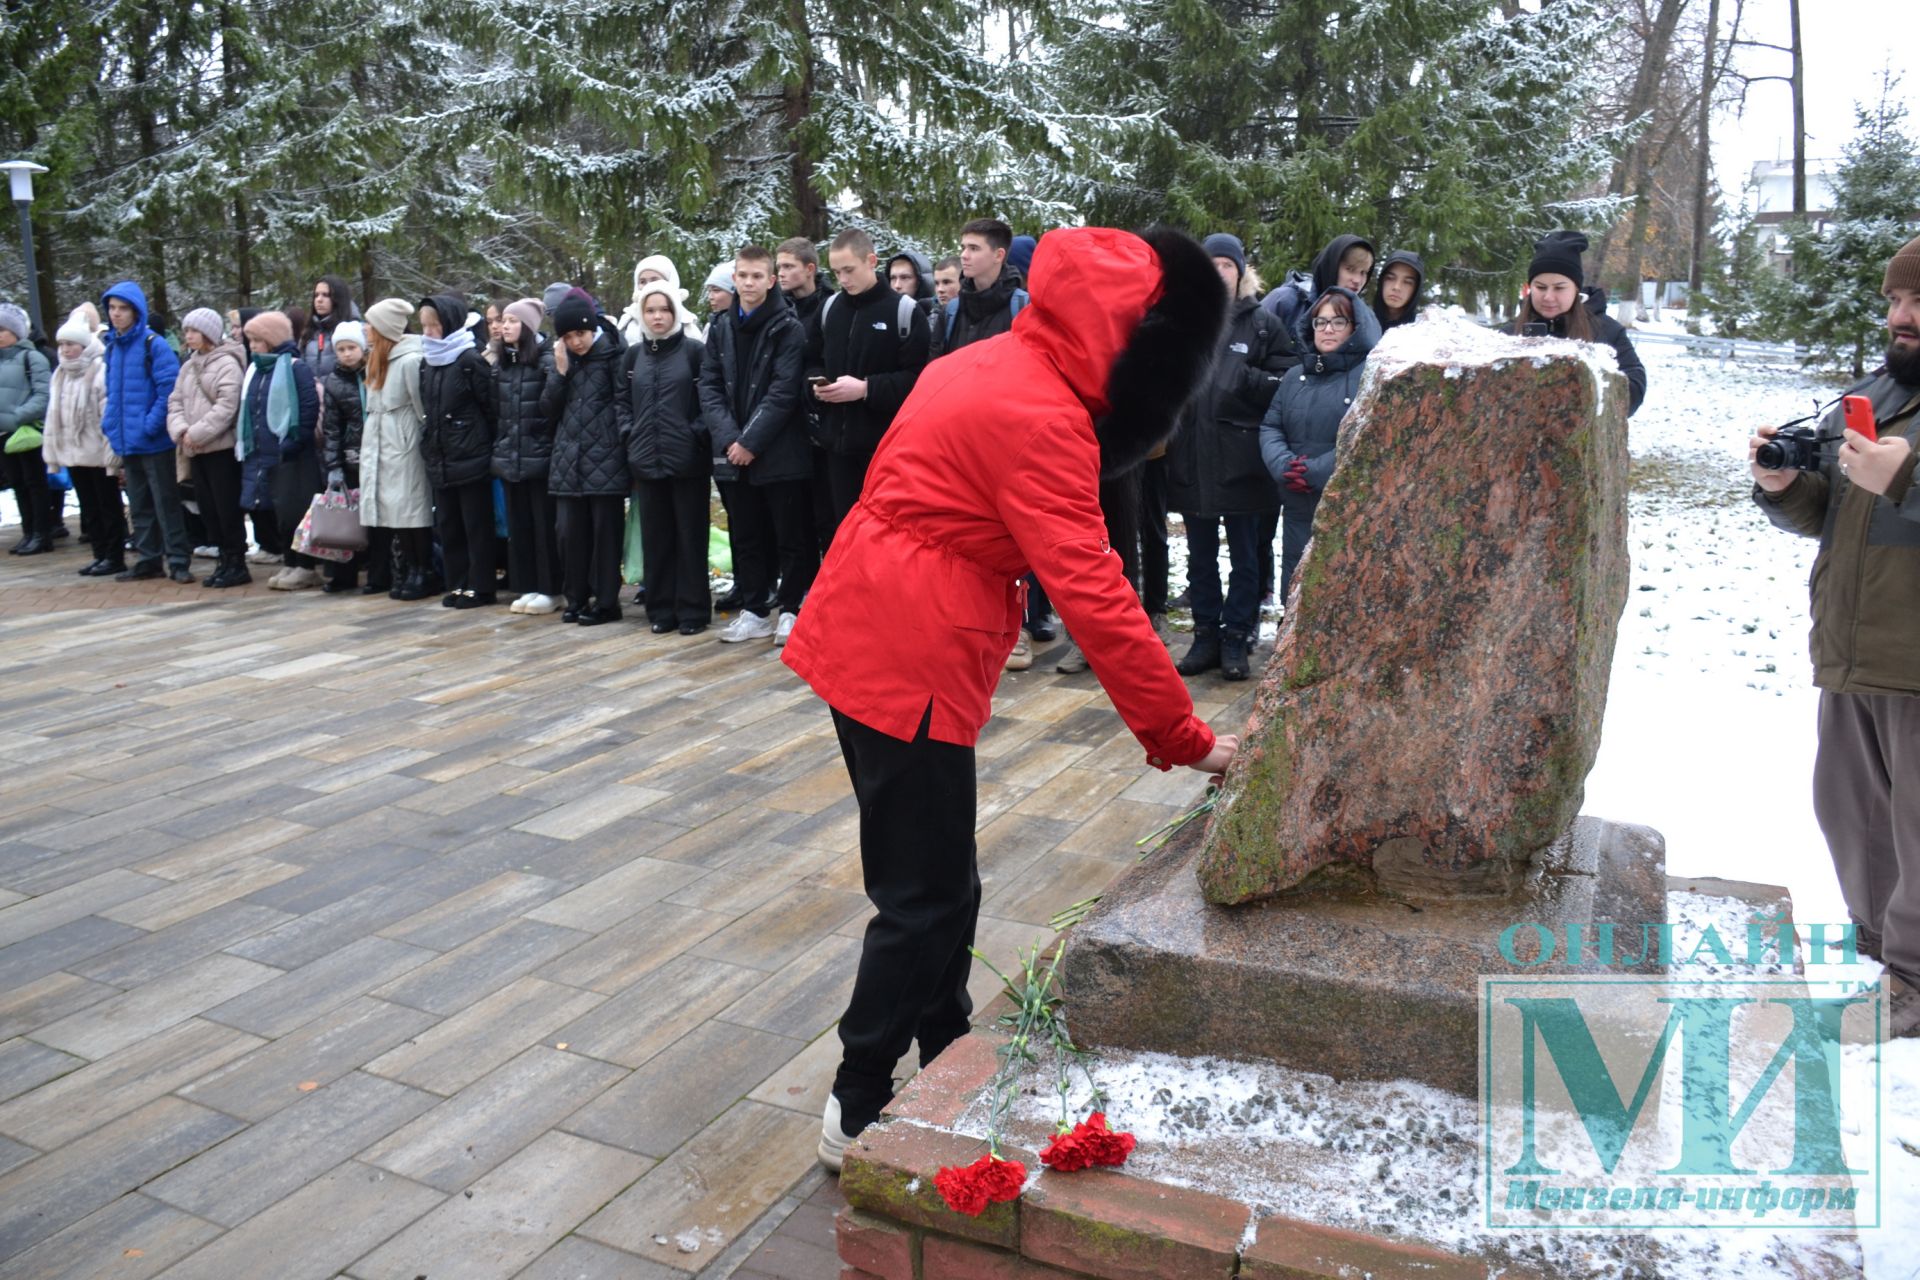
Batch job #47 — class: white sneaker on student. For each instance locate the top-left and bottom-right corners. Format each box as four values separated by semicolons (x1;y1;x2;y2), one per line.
275;567;322;591
193;545;220;561
819;1094;861;1173
774;611;797;646
246;547;280;564
521;593;560;615
719;609;777;643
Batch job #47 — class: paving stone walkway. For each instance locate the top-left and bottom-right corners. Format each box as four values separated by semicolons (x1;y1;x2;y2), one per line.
0;529;1253;1279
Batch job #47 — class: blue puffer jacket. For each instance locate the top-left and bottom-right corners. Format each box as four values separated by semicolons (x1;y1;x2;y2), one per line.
99;281;180;457
1258;287;1382;516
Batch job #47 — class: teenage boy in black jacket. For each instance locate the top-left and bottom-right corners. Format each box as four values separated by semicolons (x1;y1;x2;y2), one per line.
807;229;932;532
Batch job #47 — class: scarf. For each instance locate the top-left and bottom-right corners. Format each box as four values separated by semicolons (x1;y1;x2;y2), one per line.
237;351;297;459
422;328;474;368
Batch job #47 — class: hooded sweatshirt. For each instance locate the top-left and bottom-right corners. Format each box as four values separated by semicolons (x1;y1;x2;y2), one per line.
618;255;703;344
1370;251;1426;332
1260;234;1377;333
886;251;937;314
98;282;181;457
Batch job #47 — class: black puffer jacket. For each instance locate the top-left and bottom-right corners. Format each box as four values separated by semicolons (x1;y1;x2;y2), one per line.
492;338;563;482
804;283;930;456
700;298;809;486
930;269;1026;358
1501;303;1648;417
1167;298;1291;517
625;329;708;481
417;295;497;488
550;321;632;496
321;363;365;476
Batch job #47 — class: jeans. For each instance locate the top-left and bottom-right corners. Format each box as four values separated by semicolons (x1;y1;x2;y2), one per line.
1186;512;1265;638
122;449;191;569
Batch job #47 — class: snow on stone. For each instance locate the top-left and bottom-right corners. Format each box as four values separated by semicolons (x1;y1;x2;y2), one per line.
1362;307;1621;419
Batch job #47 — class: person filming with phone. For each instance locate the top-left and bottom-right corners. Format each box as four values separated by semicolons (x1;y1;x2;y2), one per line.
1750;233;1920;1038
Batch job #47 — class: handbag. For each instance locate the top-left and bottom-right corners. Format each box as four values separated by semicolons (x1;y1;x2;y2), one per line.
307;487;368;553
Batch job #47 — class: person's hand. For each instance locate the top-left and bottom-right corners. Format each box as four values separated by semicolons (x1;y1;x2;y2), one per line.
1283;458;1311;494
1748;425;1797;493
1836;427;1912;496
1189;734;1239;776
326;468;346;490
814;376;867;403
726;442;756;467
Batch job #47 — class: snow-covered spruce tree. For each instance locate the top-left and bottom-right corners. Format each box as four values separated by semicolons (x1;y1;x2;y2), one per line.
1693;195;1774;339
1049;0;1624;301
1776;73;1920;377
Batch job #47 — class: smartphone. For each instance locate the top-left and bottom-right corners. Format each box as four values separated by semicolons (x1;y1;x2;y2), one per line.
808;375;830;387
1842;395;1877;442
1520;322;1549;338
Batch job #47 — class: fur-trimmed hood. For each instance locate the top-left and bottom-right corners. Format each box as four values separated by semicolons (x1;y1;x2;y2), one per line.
1016;225;1225;476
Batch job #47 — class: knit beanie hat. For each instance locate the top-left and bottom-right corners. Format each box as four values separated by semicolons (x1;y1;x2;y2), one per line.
1527;231;1588;288
1202;233;1247;280
1007;235;1038;281
55;315;92;347
542;282;573;315
552;296;598;336
181;307;225;345
365;297;413;341
504;298;545;335
331;321;367;351
0;303;27;343
244;309;294;349
703;262;734;294
1884;233;1920;294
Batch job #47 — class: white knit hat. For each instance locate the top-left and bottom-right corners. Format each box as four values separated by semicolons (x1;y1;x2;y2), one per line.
181;307;225;344
55;316;92;346
332;321;367;351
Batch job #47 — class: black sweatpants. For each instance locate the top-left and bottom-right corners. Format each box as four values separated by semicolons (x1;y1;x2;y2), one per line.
811;446;838;555
825;450;873;531
504;478;561;597
3;448;50;541
434;479;497;596
831;705;980;1133
717;479;775;616
726;479;816;616
189;449;246;558
637;476;711;628
67;465;127;564
557;493;624;610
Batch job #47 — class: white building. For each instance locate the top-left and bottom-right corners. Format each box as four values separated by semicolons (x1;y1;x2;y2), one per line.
1748;158;1840;264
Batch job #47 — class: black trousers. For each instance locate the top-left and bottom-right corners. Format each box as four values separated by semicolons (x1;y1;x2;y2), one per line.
557;493;624;610
831;705;980;1132
504;478;561;597
1138;456;1170;616
764;479;818;614
811;446;838;555
716;479;774;615
251;508;286;556
825;450;873;531
1258;509;1280;601
2;448;49;540
725;479;816;616
269;455;324;571
637;476;711;628
189;449;246;557
1280;504;1317;605
67;465;126;563
434;479;497;595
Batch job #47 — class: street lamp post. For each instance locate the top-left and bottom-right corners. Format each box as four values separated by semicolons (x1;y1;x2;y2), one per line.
1;162;50;340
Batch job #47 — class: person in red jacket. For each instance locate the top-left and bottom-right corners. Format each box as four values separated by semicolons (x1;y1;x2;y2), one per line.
784;225;1240;1170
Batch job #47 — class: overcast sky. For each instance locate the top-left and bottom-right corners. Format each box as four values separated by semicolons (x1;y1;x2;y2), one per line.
1711;0;1920;199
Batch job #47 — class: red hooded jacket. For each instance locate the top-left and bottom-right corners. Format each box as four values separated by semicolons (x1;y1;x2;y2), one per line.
783;227;1224;770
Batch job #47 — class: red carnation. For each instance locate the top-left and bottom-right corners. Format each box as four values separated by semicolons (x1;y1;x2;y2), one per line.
1077;1112;1136;1167
934;1154;1028;1216
1039;1127;1094;1172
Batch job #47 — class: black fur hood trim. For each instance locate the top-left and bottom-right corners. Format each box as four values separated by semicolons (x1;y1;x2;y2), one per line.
1096;226;1227;477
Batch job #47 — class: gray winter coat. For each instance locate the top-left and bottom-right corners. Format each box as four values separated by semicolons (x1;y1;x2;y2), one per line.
0;342;51;434
359;336;433;528
1259;287;1382;518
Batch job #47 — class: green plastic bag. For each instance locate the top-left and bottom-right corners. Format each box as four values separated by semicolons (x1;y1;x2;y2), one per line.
621;496;644;584
4;425;43;455
708;525;731;575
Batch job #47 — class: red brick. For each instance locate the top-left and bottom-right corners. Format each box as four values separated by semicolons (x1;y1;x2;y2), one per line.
835;1208;914;1279
922;1235;1088;1280
1021;1168;1247;1280
842;1270;887;1280
840;1120;1033;1250
883;1031;1005;1128
1241;1214;1494;1280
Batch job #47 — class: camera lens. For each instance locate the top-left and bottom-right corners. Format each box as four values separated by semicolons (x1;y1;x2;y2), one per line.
1755;441;1788;469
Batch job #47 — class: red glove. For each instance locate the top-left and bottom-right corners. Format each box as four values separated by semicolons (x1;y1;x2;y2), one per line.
1284;457;1311;494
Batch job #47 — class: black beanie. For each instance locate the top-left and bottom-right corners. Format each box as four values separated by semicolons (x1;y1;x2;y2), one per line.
552;296;597;337
1528;231;1588;288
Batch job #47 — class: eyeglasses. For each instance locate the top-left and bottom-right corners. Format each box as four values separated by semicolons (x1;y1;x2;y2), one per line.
1309;317;1352;331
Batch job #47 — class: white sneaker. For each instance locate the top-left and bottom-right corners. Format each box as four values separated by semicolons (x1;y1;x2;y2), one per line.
246;548;280;564
274;567;322;591
719;610;777;643
193;545;220;561
1004;634;1033;671
773;611;797;647
521;593;560;615
819;1094;860;1173
507;593;529;614
264;568;290;589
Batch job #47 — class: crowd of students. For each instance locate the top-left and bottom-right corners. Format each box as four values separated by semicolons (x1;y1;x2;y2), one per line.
0;220;1644;669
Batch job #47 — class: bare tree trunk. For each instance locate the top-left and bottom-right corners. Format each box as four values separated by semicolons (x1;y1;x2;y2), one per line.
1788;0;1806;215
1594;0;1691;281
360;240;376;310
234;193;253;304
784;0;826;240
1687;0;1721;297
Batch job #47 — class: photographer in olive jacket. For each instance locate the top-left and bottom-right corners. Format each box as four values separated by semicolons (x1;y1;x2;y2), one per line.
1749;233;1920;1038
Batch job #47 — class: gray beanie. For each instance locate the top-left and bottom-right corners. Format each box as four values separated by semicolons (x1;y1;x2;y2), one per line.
181;307;225;344
542;282;572;315
0;303;28;343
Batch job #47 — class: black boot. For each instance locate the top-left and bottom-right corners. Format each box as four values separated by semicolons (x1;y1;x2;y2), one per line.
13;533;50;556
392;568;432;601
1220;632;1251;682
1176;629;1221;676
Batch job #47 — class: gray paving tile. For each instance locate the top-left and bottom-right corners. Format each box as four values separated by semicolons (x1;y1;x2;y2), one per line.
0;1038;84;1107
0;1193;221;1280
239;844;436;916
203;935;435;1039
68;901;291;989
0;1098;244;1261
372;919;590;1016
0;870;170;949
364;977;603;1095
562;1020;796;1157
178;996;438;1123
351;1131;649;1280
0;915;146;991
148;1162;442;1280
360;1045;627;1192
145;1071;438;1227
552;954;766;1070
220;883;440;970
512;1236;687;1280
29;953;281;1060
376;872;569;952
0;1019;261;1149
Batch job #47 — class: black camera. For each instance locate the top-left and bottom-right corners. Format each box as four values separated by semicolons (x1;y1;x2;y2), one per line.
1755;425;1826;472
